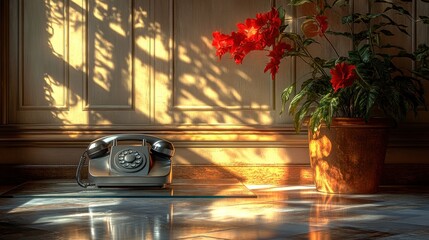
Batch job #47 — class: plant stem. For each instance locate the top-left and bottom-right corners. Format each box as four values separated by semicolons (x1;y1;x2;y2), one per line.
322;32;340;57
298;55;313;67
354;68;371;88
296;37;329;78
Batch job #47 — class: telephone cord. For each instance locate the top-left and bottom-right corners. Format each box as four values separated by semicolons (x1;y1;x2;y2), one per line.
76;152;94;188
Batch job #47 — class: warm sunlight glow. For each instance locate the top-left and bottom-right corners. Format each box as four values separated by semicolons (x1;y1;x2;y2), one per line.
151;21;170;61
203;87;220;101
247;185;315;191
135;36;148;52
8;199;121;214
93;32;114;91
135;8;147;29
93;68;111;91
207;201;279;222
94;1;108;21
69;0;84;70
109;22;126;37
93;112;113;125
155;37;170;61
17;0;292;129
258;113;272;123
46;0;65;58
309;135;332;159
43;74;66;107
174;147;308;166
178;45;191;63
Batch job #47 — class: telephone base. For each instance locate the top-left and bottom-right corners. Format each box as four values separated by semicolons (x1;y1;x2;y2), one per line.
87;155;172;188
89;175;172;188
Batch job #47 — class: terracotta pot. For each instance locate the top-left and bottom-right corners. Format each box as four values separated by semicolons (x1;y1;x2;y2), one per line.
308;118;391;194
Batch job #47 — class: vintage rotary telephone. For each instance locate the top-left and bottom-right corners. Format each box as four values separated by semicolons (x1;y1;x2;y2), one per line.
76;134;175;188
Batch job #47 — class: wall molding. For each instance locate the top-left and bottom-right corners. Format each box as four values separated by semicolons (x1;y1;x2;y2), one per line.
1;164;428;185
0;124;428;183
0;0;9;124
0;123;428;147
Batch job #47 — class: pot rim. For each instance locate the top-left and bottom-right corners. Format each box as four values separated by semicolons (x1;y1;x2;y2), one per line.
321;117;393;128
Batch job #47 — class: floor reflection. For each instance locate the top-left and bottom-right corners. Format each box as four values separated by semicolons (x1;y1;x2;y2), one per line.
1;185;429;239
87;202;173;240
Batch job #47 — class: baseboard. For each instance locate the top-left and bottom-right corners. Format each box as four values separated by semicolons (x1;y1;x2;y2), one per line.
1;164;428;185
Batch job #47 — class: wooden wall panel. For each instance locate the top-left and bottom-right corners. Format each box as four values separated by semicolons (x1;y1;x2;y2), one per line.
9;0;80;124
8;0;295;126
172;0;292;125
8;0;156;125
86;0;133;110
173;0;272;110
20;0;68;109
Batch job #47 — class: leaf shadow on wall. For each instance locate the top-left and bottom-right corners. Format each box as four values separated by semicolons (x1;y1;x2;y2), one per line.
22;0;308;185
32;0;292;126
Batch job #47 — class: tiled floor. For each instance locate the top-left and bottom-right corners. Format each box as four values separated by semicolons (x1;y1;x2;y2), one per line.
1;182;429;239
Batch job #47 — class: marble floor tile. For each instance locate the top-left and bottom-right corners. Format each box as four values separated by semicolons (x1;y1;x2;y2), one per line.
0;183;429;239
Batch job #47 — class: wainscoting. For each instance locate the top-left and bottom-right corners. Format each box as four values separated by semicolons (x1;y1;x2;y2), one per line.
0;124;428;185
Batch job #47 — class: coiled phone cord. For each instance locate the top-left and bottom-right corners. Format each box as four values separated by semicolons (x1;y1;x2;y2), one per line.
76;151;94;188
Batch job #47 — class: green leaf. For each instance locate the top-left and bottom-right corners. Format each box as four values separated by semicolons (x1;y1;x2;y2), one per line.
323;58;338;68
358;44;372;63
367;13;383;20
328;96;339;125
289;88;308;115
364;87;378;119
289;0;313;5
303;38;318;46
277;6;285;22
293;100;312;132
280;84;296;114
309;110;322;133
348;50;361;62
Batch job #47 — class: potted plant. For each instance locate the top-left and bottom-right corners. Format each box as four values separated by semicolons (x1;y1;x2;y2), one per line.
212;0;429;193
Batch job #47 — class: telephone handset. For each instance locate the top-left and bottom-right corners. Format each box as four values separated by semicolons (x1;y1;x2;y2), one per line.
76;134;174;188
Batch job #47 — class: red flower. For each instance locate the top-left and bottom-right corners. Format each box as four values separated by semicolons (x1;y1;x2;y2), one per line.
330;63;357;92
237;18;261;39
259;8;281;47
264;42;292;80
212;8;282;65
230;32;247;63
212;31;233;59
316;15;328;35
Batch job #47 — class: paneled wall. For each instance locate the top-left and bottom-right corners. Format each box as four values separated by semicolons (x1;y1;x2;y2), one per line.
1;0;429;184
